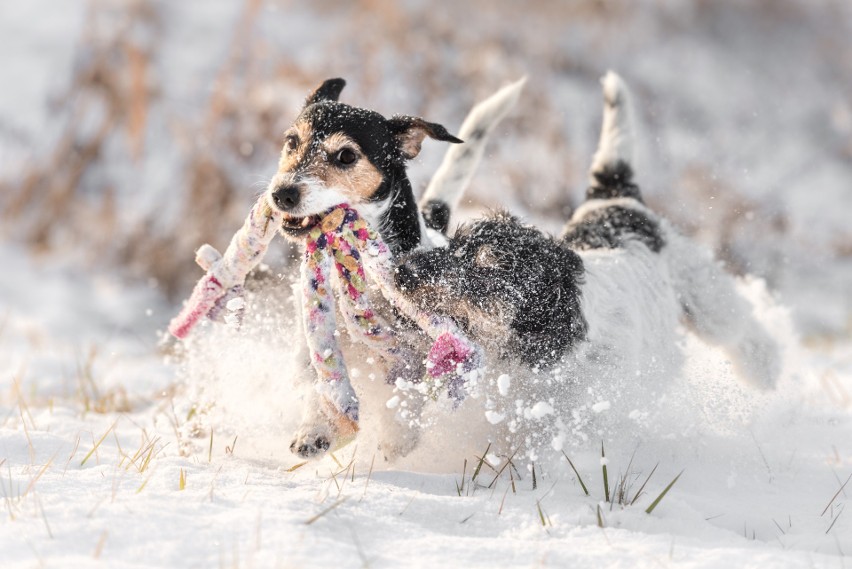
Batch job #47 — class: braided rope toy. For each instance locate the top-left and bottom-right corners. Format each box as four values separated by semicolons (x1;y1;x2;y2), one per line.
301;205;482;425
168;197;282;339
169;197;482;429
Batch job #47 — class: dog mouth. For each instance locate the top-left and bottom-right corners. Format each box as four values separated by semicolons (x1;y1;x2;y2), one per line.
279;212;322;236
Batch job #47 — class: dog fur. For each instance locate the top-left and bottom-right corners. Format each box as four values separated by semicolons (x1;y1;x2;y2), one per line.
394;72;781;452
267;78;523;459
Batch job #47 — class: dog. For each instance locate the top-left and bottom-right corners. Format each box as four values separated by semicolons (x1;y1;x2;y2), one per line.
265;77;524;459
394;72;781;453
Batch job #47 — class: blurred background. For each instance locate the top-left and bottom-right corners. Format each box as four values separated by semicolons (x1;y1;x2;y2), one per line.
1;0;850;339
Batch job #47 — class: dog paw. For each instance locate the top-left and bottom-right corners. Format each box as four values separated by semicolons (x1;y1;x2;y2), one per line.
289;399;360;460
289;433;333;459
289;423;336;459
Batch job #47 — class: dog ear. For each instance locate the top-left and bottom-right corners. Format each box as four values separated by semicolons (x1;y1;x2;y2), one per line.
305;78;346;106
388;116;463;159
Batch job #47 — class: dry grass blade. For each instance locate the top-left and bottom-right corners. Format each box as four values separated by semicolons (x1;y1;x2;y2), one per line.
81;420;118;466
498;484;510;515
207;431;213;463
561;451;589;496
487;449;518;489
471;443;491;483
36;493;53;538
532;462;537;490
821;471;852;517
825;507;844;534
596;504;605;528
645;470;684;514
630;463;659;506
305;497;348;525
136;475;152;494
179;468;186;491
457;458;467;496
24;454;56;497
286;461;307;472
536;500;548;527
361;454;375;501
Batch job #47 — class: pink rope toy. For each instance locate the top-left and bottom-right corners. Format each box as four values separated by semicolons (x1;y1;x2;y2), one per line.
168;197;482;424
168;198;282;339
301;205;482;423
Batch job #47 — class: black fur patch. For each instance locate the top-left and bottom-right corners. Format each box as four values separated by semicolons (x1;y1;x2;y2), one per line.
396;212;588;368
586;160;643;202
421;199;451;234
298;101;425;254
561;205;665;253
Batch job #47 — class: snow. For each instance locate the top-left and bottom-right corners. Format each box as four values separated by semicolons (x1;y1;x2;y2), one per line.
3;241;849;568
2;1;852;567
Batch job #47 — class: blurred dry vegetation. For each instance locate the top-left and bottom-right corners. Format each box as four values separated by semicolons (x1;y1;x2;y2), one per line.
1;0;850;334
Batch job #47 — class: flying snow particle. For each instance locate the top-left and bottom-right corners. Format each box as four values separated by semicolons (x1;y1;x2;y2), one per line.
529;401;554;419
591;401;611;413
485;410;505;424
497;374;511;396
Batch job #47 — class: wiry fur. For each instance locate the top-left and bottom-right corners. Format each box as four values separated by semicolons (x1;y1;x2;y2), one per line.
394;71;781;447
396;212;587;368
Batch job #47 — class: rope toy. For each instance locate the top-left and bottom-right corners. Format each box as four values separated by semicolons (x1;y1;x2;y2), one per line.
301;205;482;423
168;198;282;339
169;197;482;424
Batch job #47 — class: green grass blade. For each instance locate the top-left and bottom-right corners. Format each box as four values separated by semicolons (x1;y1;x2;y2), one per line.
645;470;684;514
561;451;589;496
630;462;659;506
471;443;491;482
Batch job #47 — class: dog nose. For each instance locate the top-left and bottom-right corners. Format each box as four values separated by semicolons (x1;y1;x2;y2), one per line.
272;184;301;210
394;262;421;291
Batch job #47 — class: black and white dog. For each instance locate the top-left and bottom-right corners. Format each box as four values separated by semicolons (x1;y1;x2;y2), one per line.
394;73;780;450
264;78;524;459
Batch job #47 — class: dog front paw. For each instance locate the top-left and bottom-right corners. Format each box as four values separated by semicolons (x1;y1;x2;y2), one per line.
289;399;359;460
289;432;333;458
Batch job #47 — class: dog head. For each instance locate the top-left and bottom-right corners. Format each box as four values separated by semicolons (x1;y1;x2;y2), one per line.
395;211;587;364
266;78;462;238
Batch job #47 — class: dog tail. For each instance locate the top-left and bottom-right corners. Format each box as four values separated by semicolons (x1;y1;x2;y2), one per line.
587;71;642;202
420;77;526;234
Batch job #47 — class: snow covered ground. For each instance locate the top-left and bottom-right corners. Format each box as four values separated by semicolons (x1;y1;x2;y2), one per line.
1;239;851;568
2;1;851;567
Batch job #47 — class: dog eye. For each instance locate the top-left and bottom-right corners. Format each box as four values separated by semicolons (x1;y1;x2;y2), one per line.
284;135;299;153
335;148;358;166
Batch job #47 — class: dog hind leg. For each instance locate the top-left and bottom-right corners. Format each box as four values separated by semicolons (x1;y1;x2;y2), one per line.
667;233;781;390
420;77;526;233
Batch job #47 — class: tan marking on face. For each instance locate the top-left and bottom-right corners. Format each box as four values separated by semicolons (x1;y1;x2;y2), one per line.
274;125;384;204
318;134;383;202
277;121;314;171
